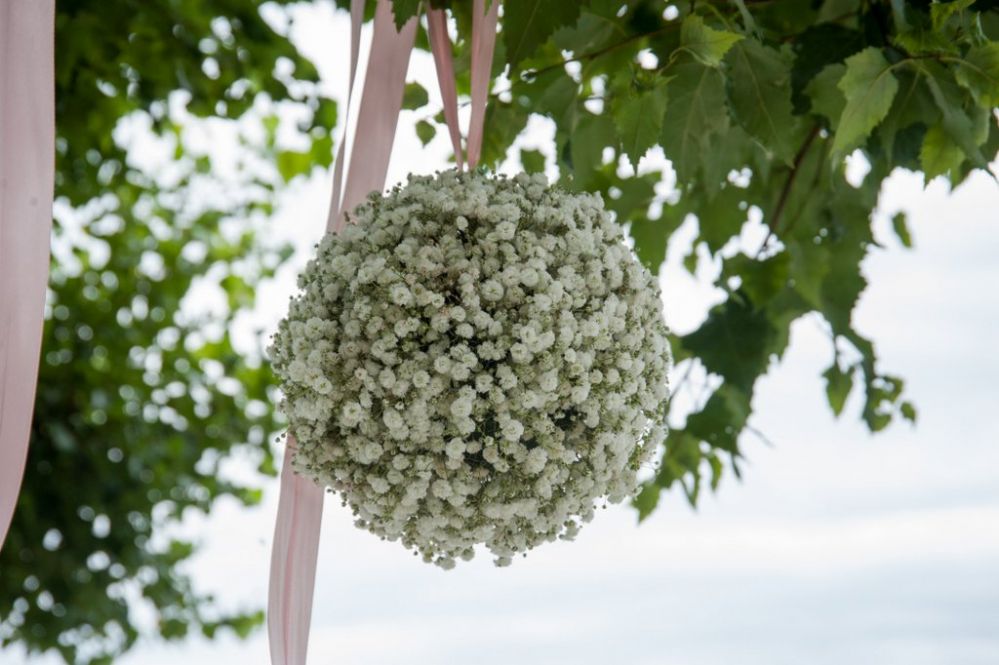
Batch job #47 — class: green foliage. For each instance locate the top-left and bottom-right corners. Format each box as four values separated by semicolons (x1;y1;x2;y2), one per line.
504;0;592;68
680;15;743;67
462;0;999;516
614;74;670;168
1;1;332;662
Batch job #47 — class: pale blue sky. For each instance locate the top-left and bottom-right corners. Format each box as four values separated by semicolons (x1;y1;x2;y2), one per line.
7;4;999;664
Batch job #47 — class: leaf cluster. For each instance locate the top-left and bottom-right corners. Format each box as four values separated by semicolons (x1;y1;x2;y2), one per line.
393;0;999;513
2;1;334;662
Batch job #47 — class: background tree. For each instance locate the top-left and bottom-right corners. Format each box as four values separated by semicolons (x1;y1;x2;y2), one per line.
1;1;337;662
3;0;998;663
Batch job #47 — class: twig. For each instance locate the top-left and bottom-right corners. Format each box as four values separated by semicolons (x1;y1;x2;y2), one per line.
755;124;821;257
522;25;676;81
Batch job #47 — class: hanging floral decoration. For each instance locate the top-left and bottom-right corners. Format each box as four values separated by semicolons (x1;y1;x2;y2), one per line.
271;169;671;568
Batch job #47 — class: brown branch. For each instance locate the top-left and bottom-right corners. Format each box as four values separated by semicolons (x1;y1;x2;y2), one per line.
755;124;821;257
522;25;676;80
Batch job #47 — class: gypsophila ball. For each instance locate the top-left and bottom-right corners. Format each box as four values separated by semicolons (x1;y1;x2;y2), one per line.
269;170;671;568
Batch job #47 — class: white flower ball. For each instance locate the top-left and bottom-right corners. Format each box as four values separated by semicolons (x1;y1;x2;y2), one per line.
270;170;671;568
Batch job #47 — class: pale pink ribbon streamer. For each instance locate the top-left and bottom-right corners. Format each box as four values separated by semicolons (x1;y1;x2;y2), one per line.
267;2;417;664
426;0;500;170
0;0;56;551
325;0;365;230
426;9;464;170
467;0;500;169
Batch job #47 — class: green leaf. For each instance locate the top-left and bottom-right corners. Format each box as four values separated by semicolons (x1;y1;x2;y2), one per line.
893;25;959;56
726;40;799;163
891;212;913;248
725;251;791;306
822;362;854;417
633;482;662;521
392;0;422;31
791;24;865;113
682;298;779;394
920;123;965;179
629;201;689;273
402;81;429;110
614;79;669;168
900;400;918;423
415;119;436;146
954;43;999;107
697;186;747;253
921;63;987;167
930;0;976;30
520;148;546;173
275;150;312;182
660;62;729;183
876;69;939;163
832;48;899;158
680;15;743;67
568;111;615;187
686;384;751;454
504;0;590;69
806;63;847;127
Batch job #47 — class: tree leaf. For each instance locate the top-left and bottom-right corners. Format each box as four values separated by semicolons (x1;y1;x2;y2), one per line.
503;0;590;69
682;298;779;394
415;119;436;146
629;201;689;273
402;81;429;110
891;212;913;248
954;43;999;108
680;15;743;67
392;0;422;30
920;123;965;179
697;185;747;253
686;383;751;454
791;23;864;113
275;150;312;182
832;48;899;158
931;0;976;30
520;147;546;173
806;63;847;127
660;62;728;183
568;111;615;187
726;40;798;163
921;62;987;167
822;362;854;417
614;79;669;168
633;482;662;521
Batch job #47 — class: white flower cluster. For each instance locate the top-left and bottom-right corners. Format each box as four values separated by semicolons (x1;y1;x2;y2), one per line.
270;170;671;568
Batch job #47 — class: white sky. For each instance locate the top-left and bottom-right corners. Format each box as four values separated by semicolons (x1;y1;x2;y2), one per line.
8;3;999;664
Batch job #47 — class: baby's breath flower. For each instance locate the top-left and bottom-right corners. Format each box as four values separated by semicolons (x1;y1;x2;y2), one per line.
270;170;671;568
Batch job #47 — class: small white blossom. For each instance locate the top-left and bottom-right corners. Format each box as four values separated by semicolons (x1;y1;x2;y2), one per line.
270;170;671;568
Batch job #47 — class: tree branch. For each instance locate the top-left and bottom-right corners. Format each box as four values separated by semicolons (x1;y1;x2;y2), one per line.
755;124;821;256
522;25;676;80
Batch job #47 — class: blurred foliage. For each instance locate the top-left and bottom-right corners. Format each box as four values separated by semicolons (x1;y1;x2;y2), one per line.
0;1;335;663
393;0;999;512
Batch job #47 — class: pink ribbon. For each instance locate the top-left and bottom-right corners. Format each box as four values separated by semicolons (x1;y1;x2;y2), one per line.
268;2;417;664
467;0;500;169
427;9;464;170
0;0;56;551
427;0;500;170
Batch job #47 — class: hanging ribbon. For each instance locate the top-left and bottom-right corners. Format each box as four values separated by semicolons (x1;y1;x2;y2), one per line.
268;2;417;664
427;0;499;170
426;9;463;169
0;1;56;551
467;0;500;169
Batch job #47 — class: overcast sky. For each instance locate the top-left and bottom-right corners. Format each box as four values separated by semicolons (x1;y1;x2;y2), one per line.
8;4;999;664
